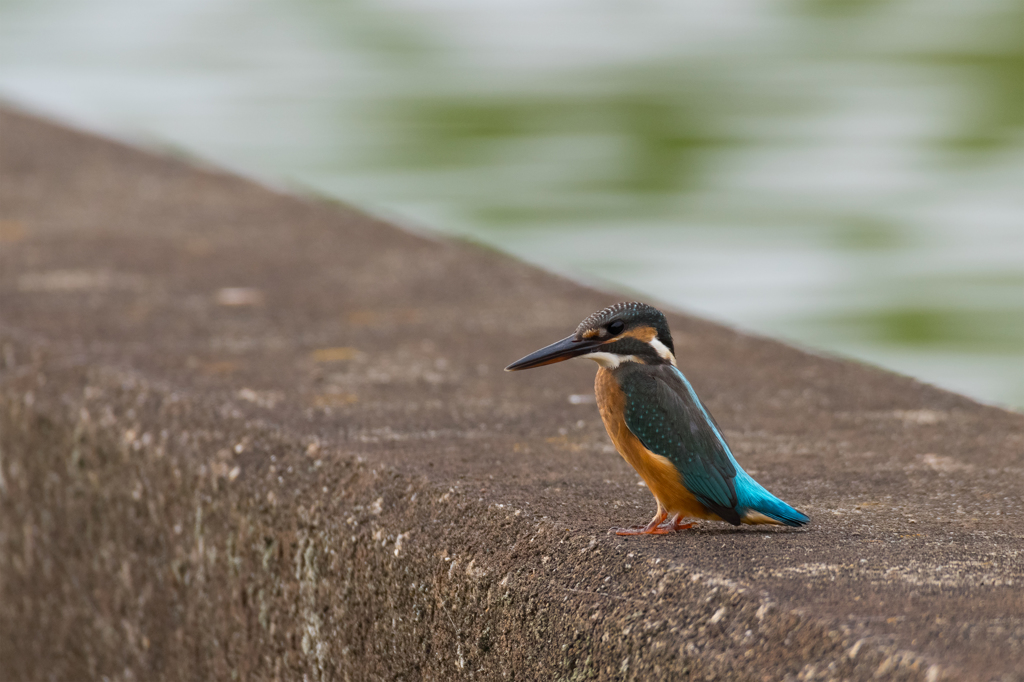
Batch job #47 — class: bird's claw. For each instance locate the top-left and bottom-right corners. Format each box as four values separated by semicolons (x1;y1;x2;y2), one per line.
661;514;695;532
612;525;671;536
610;513;695;536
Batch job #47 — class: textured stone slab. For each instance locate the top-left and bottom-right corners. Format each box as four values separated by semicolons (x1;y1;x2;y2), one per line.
1;109;1021;681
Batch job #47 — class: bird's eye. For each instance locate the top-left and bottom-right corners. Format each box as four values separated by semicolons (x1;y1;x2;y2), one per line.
607;320;625;335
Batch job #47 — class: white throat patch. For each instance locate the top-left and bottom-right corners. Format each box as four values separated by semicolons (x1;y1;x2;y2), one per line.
584;351;642;369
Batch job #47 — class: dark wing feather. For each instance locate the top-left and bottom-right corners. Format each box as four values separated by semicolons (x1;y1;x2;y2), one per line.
619;364;741;524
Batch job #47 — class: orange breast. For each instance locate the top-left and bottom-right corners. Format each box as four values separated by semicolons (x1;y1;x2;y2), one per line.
595;368;715;520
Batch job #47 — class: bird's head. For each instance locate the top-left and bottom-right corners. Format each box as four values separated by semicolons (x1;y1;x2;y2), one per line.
505;302;676;371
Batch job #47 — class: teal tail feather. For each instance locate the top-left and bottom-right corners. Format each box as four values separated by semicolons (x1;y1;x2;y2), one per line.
733;469;809;527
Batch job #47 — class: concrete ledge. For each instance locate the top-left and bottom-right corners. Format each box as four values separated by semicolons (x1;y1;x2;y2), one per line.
1;109;1022;681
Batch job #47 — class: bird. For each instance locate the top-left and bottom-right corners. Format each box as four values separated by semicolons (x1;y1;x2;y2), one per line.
505;302;809;535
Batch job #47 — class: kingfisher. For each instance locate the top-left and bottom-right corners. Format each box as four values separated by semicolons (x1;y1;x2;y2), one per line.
506;302;809;535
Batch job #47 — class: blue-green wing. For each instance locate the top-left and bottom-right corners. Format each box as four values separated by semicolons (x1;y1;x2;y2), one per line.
619;363;740;524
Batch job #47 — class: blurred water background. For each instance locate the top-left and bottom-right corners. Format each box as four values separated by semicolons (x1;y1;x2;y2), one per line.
1;0;1021;407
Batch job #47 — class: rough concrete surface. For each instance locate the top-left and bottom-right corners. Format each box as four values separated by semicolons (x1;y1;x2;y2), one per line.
0;108;1021;681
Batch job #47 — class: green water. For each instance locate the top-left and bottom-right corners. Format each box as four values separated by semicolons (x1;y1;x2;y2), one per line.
1;0;1021;406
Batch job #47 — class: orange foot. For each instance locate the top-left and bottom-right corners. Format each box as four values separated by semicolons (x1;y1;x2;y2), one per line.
611;511;695;536
661;513;695;532
613;510;670;536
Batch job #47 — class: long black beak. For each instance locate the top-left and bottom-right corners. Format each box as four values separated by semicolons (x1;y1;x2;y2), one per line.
505;334;604;371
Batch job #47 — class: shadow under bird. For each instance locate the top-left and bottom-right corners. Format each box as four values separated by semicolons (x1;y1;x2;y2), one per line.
506;302;809;535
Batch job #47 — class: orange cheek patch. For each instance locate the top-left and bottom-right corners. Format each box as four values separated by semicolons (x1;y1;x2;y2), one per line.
622;326;657;342
582;329;601;339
